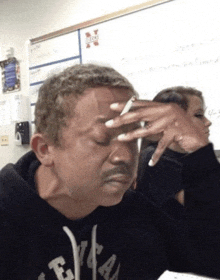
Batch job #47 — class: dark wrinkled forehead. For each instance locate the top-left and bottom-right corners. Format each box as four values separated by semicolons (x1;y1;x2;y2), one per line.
78;87;133;121
63;87;134;137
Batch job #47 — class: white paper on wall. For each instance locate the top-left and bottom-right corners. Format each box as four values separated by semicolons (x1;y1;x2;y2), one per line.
0;99;11;126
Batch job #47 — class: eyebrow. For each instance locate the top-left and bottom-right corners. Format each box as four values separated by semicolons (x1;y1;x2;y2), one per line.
196;108;204;113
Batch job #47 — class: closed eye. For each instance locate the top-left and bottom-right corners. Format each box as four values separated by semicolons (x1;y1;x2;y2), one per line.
195;113;204;119
94;136;111;146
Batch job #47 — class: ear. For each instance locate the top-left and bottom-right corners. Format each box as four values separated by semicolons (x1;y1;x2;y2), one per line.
31;133;54;167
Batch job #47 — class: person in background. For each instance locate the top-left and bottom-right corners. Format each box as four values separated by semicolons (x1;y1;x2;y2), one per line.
137;86;212;213
1;64;220;280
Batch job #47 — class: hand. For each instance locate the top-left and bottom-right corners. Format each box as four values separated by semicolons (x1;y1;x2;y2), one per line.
105;99;209;166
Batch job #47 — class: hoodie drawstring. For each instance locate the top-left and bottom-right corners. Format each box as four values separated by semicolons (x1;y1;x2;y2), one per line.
63;225;97;280
92;224;98;280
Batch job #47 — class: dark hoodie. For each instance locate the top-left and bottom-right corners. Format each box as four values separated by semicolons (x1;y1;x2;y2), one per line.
1;144;220;280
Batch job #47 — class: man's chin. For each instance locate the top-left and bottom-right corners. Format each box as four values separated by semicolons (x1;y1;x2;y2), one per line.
100;191;125;207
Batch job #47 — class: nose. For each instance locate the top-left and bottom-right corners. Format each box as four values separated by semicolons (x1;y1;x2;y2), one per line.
204;116;212;127
108;139;138;167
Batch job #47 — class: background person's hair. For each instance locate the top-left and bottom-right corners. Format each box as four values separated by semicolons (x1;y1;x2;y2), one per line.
153;86;203;111
35;63;137;146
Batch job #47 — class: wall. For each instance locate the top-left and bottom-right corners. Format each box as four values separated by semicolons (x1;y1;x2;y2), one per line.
0;0;149;169
1;0;220;168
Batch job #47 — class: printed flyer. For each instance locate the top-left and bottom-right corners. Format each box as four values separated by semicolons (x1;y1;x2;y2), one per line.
0;57;20;93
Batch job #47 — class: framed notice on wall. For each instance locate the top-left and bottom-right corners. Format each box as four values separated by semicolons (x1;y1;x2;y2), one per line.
0;57;20;93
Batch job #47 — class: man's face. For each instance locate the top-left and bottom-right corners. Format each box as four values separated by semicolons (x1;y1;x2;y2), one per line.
49;87;139;207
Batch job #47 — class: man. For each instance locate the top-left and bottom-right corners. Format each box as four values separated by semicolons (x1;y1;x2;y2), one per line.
0;64;220;280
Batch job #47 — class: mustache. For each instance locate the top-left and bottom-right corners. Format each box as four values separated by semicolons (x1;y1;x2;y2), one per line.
101;165;132;181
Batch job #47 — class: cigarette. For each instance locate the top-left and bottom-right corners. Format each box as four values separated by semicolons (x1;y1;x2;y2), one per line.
120;96;136;115
119;96;143;152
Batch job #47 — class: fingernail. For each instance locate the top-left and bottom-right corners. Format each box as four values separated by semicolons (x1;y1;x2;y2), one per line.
148;159;154;167
110;103;119;109
105;119;114;127
177;135;183;141
117;133;127;140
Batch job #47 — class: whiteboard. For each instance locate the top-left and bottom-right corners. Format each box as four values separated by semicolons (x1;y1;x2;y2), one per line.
29;0;220;149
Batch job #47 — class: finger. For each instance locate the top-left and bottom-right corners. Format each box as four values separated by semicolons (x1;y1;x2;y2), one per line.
116;115;173;141
110;99;162;113
106;102;178;129
106;105;174;129
149;132;175;166
105;110;147;128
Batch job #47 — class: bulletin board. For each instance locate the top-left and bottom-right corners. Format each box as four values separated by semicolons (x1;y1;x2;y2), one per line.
28;0;220;151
